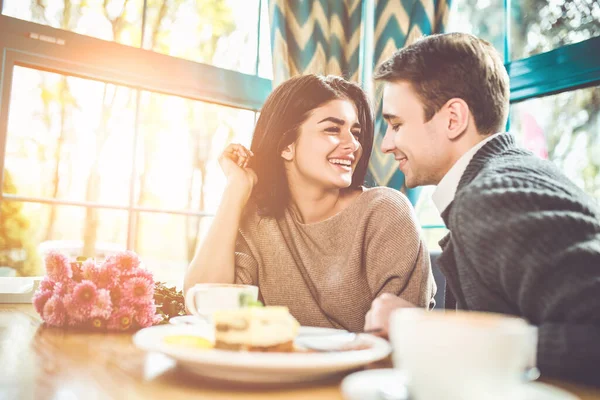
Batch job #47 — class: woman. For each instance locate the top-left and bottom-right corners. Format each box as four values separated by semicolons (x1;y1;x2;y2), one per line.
185;75;434;332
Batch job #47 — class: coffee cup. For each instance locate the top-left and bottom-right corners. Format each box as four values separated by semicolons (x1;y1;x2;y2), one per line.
389;309;538;400
184;283;259;322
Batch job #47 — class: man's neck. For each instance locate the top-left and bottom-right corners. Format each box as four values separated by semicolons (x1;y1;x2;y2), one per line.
432;132;499;214
443;131;495;180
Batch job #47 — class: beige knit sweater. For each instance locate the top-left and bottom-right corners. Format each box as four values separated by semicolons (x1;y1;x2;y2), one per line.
234;187;435;331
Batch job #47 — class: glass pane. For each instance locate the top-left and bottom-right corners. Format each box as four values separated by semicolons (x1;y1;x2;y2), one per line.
510;85;600;201
0;201;128;277
143;0;260;75
446;0;506;61
414;186;448;252
5;66;136;206
511;0;600;60
135;91;255;212
1;0;144;47
421;227;448;253
133;213;212;283
257;0;273;79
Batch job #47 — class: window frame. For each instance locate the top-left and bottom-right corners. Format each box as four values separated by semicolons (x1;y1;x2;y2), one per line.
508;36;600;103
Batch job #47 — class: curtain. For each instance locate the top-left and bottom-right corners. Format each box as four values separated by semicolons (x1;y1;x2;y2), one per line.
270;0;363;85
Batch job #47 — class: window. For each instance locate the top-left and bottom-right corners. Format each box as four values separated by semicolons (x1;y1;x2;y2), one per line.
414;186;448;253
2;64;257;281
143;0;264;76
511;85;600;201
6;67;136;207
511;0;600;60
0;2;270;283
1;0;272;77
2;0;145;47
447;0;600;62
446;0;506;60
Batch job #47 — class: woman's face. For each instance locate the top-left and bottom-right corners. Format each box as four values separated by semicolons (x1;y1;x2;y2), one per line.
282;99;363;191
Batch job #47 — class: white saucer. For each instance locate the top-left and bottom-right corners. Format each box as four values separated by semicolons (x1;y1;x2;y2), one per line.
341;369;580;400
168;315;206;325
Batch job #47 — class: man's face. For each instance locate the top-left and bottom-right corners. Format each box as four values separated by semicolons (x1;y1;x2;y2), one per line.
381;81;453;188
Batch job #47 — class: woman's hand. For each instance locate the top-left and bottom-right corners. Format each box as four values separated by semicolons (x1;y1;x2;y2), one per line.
219;144;258;204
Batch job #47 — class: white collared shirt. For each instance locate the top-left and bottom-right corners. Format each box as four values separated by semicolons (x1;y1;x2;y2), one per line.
432;134;499;214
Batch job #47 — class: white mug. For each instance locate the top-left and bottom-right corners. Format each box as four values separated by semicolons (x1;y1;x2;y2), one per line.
389;309;538;400
185;283;259;322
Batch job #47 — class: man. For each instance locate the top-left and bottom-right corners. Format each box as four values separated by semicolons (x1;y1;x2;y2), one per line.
364;32;600;385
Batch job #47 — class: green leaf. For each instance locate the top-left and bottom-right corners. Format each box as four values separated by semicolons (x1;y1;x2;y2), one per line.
239;292;263;308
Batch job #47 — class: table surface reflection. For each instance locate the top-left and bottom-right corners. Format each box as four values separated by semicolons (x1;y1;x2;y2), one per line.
1;304;598;400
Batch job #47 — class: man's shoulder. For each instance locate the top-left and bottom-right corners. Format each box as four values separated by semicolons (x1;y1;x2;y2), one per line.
455;153;598;217
466;151;574;194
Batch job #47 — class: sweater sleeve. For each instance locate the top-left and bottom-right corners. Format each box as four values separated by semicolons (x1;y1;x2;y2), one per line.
454;184;600;385
364;190;435;308
233;231;259;286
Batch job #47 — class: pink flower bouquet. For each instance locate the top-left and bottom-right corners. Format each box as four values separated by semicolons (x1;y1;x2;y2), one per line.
33;250;163;331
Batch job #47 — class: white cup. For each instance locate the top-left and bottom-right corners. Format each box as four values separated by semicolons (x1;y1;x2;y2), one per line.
184;283;259;322
389;309;538;400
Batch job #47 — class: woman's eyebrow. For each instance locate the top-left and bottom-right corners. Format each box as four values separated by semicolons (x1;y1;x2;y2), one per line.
318;117;345;125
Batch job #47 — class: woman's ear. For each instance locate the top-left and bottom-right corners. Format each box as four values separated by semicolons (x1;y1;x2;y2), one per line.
280;143;295;161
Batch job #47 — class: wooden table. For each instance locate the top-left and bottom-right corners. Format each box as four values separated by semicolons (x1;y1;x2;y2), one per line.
1;304;599;400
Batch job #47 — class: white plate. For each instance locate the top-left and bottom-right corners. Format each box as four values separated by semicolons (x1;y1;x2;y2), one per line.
133;324;391;384
341;369;580;400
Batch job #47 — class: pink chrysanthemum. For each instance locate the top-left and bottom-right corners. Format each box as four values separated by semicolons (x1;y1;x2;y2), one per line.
44;251;72;282
43;295;67;327
64;297;82;326
90;289;113;320
134;303;160;328
39;277;55;292
107;251;140;272
69;280;98;311
83;259;120;289
121;277;154;306
89;317;107;330
33;290;53;316
53;281;75;297
122;266;153;282
107;306;136;331
63;293;91;323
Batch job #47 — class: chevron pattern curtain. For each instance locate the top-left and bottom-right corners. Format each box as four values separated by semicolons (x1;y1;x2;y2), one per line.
367;0;452;204
270;0;363;85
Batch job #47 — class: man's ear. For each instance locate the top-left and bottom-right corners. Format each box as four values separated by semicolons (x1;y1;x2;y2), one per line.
445;98;470;140
281;142;295;161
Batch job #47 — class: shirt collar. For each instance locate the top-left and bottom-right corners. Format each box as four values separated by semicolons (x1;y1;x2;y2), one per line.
432;133;499;214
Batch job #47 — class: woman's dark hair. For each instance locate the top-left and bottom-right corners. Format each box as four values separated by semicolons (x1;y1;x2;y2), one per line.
249;74;374;218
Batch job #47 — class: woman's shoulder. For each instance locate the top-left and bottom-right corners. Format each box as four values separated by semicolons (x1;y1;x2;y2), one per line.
239;207;280;234
356;187;420;238
359;186;413;213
